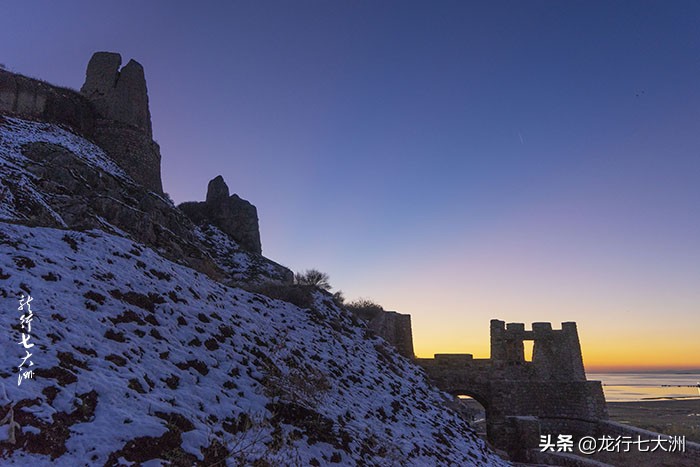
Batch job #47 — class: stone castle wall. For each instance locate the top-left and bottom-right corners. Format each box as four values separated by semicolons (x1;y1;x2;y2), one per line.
80;52;162;193
81;52;152;137
90;120;162;193
368;311;415;359
417;320;608;454
0;52;162;193
0;69;96;134
2;52;268;262
489;381;607;421
490;320;586;381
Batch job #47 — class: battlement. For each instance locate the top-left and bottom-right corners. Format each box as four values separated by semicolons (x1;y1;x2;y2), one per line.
490;319;586;381
490;319;580;338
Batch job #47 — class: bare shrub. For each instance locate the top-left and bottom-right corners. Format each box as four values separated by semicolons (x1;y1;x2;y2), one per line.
332;290;345;306
345;298;384;321
294;269;331;291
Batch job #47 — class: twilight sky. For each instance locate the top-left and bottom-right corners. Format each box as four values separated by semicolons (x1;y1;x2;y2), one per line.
2;1;699;370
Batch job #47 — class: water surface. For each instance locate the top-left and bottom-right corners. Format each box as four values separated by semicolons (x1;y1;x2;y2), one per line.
588;372;700;402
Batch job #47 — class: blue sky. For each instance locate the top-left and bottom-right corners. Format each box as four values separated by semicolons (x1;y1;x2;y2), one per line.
2;1;699;367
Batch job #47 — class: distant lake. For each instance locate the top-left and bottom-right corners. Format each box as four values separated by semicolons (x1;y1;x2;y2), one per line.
588;372;700;402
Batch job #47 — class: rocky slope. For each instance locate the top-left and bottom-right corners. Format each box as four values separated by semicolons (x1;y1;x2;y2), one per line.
0;110;507;464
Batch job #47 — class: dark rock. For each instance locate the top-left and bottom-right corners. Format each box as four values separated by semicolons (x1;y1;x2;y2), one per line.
206;175;230;203
2;53;290;285
20;142;218;278
213;193;261;254
180;175;262;254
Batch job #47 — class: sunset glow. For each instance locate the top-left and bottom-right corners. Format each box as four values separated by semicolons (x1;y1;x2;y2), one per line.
2;1;698;372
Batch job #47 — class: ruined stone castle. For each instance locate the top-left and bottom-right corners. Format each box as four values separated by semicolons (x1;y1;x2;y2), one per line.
363;310;611;460
80;52;162;193
180;175;262;254
4;51;652;464
410;320;606;461
0;52;262;255
1;52;161;192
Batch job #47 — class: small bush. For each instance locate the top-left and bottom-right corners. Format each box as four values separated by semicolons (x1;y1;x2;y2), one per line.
345;298;384;321
294;269;331;291
332;290;345;306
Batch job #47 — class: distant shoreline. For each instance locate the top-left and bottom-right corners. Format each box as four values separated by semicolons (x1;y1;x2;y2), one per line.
606;398;700;443
588;370;700;373
588;371;700;402
633;395;700;401
607;397;700;405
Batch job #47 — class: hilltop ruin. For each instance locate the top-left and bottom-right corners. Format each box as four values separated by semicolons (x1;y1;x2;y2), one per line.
0;52;263;255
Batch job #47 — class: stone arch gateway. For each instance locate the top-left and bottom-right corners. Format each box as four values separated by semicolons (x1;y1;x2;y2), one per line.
415;319;608;452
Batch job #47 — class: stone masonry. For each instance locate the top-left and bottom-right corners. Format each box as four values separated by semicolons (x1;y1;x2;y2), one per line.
179;175;262;254
416;319;608;457
368;311;414;359
0;52;163;193
1;52;276;277
80;52;162;193
81;52;152;137
0;69;96;134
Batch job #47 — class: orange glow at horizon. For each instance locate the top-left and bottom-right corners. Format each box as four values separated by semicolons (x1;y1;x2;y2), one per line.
410;318;700;372
340;205;700;375
414;337;700;372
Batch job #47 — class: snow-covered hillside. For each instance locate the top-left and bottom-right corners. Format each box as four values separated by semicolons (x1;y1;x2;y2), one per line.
0;116;130;225
0;117;508;465
194;224;292;286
